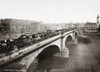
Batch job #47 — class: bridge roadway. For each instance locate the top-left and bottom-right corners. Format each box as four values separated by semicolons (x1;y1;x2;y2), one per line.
0;28;81;72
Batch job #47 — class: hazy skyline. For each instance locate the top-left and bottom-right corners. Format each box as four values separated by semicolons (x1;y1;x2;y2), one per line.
0;0;100;23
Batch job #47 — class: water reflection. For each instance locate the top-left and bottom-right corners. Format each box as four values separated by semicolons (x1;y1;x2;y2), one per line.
78;36;91;44
29;56;69;72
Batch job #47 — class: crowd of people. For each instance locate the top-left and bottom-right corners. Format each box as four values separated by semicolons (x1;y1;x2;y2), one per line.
0;28;74;56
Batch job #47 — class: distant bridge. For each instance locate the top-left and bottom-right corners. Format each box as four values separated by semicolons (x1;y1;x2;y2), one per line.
0;28;83;72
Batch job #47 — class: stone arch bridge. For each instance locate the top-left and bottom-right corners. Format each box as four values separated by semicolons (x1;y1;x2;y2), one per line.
0;28;83;72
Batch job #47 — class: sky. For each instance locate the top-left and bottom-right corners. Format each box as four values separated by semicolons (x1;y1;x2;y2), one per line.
0;0;100;23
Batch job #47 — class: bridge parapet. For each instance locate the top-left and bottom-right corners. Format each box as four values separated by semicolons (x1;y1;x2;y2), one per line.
0;34;62;66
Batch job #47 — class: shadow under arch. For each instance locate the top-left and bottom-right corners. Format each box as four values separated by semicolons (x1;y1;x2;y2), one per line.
65;35;73;47
75;32;78;39
37;45;60;61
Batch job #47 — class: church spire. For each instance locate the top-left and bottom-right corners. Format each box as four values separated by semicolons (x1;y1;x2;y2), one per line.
97;14;99;24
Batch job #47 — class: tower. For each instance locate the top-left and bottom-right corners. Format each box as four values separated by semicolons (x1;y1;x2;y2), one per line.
97;14;99;24
97;15;100;29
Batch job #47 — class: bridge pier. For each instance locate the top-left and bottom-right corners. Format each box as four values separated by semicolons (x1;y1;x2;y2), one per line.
73;39;78;44
60;48;69;57
53;37;69;58
53;48;69;58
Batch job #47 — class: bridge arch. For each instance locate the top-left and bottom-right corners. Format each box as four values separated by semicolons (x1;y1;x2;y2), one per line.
65;35;73;47
37;45;60;61
74;32;78;39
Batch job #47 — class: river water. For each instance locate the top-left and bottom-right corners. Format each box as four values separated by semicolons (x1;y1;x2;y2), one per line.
28;33;100;72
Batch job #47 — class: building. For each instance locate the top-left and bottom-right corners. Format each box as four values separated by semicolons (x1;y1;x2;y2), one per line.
1;19;49;33
97;15;100;28
0;18;49;39
84;22;97;30
84;15;100;31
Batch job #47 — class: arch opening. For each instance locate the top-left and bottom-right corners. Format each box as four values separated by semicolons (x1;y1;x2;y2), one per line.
37;45;60;61
75;32;78;39
65;35;73;47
